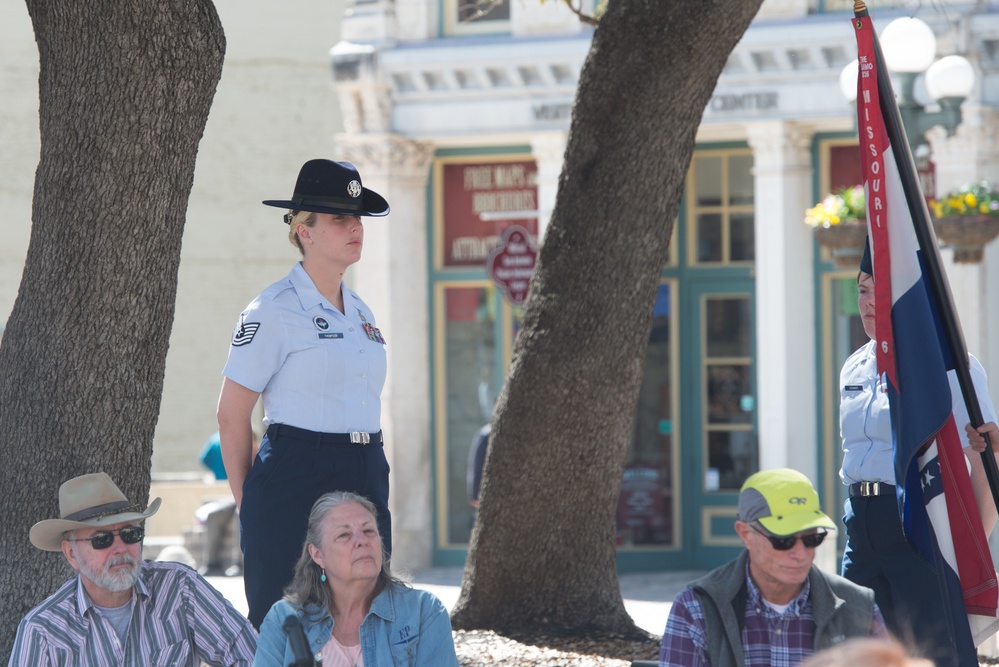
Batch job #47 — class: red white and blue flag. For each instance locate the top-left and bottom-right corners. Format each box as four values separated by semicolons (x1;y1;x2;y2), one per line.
853;8;999;648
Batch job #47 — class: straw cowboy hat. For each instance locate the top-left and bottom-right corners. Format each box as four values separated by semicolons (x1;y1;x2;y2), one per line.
262;159;390;219
29;472;161;552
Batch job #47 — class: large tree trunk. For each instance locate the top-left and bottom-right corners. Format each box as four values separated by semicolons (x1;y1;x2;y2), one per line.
0;1;224;656
450;0;763;636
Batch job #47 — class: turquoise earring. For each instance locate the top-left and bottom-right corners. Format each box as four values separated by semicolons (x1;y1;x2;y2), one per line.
320;569;327;583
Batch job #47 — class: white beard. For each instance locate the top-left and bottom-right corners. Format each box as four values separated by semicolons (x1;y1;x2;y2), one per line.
73;547;141;593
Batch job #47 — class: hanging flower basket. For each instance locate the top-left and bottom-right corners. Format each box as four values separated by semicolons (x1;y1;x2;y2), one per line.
932;215;999;263
813;220;868;269
930;182;999;263
805;186;868;269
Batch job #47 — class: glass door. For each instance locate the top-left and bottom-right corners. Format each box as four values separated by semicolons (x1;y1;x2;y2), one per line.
616;282;680;559
686;280;758;568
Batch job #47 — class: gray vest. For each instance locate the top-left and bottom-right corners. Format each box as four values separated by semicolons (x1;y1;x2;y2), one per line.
691;551;876;667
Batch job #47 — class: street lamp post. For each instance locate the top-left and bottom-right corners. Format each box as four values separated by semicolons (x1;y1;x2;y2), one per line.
839;16;976;160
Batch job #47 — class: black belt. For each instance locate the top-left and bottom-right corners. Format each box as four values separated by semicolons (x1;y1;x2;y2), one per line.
849;482;895;497
267;423;382;445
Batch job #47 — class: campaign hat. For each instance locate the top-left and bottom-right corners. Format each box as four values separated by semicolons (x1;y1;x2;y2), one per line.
860;235;872;274
263;159;390;219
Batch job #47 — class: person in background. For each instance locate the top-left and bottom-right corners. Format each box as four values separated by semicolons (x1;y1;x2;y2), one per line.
217;158;391;629
839;241;999;666
659;468;885;667
196;431;244;577
467;423;490;510
9;472;256;666
252;491;458;666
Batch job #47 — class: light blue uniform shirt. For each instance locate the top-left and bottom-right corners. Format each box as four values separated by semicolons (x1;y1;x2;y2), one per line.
252;583;458;667
223;263;386;433
840;339;997;485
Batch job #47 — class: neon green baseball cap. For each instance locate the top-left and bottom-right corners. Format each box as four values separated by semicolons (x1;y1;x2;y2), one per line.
738;468;836;536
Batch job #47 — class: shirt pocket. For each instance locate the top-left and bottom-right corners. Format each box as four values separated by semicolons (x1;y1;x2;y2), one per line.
150;641;193;666
389;633;421;666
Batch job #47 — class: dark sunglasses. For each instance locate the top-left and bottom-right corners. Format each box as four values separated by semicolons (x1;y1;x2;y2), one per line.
70;525;145;550
750;523;826;551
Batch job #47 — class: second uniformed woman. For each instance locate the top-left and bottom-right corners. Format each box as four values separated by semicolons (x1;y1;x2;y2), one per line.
839;242;998;667
216;159;390;629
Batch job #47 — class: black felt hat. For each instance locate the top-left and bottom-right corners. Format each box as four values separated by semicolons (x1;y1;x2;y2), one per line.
860;236;872;274
263;159;390;220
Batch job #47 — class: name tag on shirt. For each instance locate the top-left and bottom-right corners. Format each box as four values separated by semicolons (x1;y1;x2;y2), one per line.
319;333;344;340
844;385;863;391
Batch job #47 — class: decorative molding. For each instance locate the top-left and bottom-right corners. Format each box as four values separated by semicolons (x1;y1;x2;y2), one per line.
335;133;436;186
745;121;813;174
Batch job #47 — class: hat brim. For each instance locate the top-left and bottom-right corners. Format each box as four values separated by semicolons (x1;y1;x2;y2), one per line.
757;509;836;537
262;188;390;219
29;497;162;552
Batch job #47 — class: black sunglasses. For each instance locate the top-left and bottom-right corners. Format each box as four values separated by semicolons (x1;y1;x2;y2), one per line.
70;525;145;550
750;523;826;551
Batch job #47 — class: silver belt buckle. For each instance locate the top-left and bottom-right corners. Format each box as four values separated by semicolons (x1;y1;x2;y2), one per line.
350;431;370;445
861;482;879;496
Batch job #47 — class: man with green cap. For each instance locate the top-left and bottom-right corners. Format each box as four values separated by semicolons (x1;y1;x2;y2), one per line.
659;468;887;667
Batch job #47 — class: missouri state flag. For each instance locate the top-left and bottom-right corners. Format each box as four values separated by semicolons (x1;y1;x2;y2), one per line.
853;6;999;650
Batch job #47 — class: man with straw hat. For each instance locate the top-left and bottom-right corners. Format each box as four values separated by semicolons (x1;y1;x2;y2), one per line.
659;468;887;667
8;472;256;666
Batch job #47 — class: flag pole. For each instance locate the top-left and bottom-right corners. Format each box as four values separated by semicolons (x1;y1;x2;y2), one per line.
853;0;999;514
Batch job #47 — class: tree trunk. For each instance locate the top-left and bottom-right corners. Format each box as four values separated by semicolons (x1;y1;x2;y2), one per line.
450;0;763;636
0;1;224;655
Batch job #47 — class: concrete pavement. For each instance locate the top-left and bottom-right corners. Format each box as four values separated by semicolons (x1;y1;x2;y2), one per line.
204;567;705;635
203;566;999;659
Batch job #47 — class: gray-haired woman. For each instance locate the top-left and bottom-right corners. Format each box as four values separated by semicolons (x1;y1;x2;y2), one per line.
252;492;458;667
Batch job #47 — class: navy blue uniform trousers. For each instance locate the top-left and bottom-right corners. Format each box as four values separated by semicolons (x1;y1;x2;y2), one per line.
843;493;977;667
239;424;391;629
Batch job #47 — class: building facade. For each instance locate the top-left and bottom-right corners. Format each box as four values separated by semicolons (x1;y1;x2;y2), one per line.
3;0;999;574
327;0;999;571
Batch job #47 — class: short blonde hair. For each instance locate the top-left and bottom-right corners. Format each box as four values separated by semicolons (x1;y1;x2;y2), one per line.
287;210;317;255
800;637;932;667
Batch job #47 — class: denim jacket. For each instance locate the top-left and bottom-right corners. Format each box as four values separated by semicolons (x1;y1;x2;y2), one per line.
252;583;458;666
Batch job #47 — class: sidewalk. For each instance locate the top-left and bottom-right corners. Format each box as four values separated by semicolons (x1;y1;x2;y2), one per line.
204;567;999;660
204;567;703;635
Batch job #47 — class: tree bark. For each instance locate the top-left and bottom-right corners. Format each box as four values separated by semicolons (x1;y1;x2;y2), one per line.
450;0;763;636
0;0;224;655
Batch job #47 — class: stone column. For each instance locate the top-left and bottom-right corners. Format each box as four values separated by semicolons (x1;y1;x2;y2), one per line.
746;121;816;474
529;130;567;244
927;105;999;371
748;120;831;571
337;134;436;570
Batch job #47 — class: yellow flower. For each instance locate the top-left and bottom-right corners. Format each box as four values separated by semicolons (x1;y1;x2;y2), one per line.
931;182;999;219
804;186;865;228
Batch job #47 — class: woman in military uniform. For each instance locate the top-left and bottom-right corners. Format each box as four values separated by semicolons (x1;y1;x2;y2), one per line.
217;159;391;629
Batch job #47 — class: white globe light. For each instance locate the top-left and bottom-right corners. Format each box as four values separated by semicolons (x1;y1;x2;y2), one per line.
839;60;859;103
926;55;976;99
880;17;937;73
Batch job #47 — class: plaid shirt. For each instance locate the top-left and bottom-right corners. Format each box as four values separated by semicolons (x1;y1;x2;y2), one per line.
8;560;257;667
659;567;886;667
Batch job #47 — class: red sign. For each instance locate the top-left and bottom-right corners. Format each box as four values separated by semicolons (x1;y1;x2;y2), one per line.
487;225;537;306
441;161;538;268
